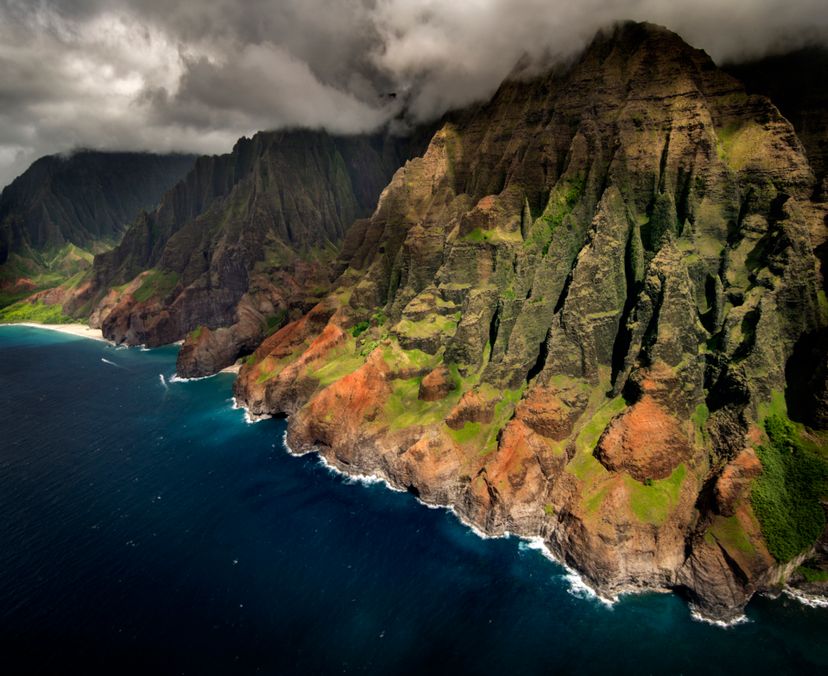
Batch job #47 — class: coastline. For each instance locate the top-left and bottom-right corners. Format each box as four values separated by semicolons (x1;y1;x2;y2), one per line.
2;322;107;342
227;397;803;627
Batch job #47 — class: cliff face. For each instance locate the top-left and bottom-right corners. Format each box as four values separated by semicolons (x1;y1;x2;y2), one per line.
71;129;427;374
724;48;828;433
0;151;195;305
234;22;828;620
725;46;828;199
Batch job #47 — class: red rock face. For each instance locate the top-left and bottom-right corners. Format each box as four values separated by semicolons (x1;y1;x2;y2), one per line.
446;391;495;429
515;386;588;441
418;366;456;401
293;350;392;450
715;448;763;516
595;396;692;481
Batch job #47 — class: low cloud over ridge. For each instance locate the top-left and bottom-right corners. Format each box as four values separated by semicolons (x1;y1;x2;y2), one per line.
1;0;826;187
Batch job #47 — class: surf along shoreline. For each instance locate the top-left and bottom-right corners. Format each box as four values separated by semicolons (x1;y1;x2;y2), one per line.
7;320;818;627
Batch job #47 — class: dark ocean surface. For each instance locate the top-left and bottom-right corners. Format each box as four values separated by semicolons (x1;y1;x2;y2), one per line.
1;325;826;674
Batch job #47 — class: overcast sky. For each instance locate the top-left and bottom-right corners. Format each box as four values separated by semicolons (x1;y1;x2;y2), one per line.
1;0;826;187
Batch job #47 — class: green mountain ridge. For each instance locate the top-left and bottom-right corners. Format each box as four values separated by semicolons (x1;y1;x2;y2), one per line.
0;150;196;307
229;21;828;621
62;127;432;374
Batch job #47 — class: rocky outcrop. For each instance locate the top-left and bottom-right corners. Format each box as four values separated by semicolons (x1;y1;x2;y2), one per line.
234;22;828;621
595;395;692;482
419;366;456;401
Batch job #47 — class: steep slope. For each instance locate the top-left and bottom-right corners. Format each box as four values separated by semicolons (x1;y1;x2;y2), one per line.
0;151;195;306
724;47;828;450
724;46;828;199
234;22;828;621
69;129;428;375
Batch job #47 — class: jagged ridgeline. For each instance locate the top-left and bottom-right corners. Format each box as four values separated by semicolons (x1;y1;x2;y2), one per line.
235;22;828;620
67;129;428;375
0;151;196;309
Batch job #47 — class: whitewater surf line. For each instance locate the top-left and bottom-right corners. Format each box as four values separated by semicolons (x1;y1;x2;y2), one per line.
229;383;828;625
278;427;619;609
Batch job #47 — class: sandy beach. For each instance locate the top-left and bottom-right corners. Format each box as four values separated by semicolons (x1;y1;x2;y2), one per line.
6;322;245;374
5;322;107;342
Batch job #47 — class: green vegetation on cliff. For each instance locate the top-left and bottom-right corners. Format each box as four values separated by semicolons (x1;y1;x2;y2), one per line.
751;415;828;562
0;244;95;307
798;566;828;583
0;151;196;310
568;396;627;482
625;464;687;526
132;270;180;303
709;515;757;556
0;300;72;324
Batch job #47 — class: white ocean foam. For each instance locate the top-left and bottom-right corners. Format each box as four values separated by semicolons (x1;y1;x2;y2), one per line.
435;502;504;540
245;409;271;424
281;430;302;455
312;446;524;541
689;606;749;628
783;587;828;609
519;537;617;607
316;453;505;538
313;448;406;494
237;410;761;619
231;397;271;424
170;372;218;383
290;436;621;601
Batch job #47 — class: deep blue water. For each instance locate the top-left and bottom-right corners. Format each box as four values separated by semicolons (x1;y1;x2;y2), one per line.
1;325;827;675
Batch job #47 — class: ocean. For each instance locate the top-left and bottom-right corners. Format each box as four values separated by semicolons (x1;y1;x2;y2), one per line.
1;324;826;674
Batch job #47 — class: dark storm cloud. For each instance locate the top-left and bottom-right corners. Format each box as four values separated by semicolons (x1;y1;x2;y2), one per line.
1;0;827;187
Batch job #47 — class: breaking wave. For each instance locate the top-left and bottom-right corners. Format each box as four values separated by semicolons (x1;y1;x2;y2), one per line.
690;606;750;628
231;397;271;424
783;587;828;609
170;372;218;383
